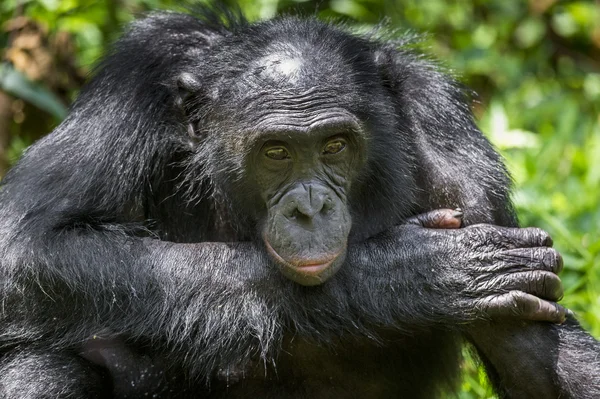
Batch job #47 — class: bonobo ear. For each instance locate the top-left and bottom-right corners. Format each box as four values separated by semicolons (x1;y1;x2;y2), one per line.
372;47;406;93
176;72;203;141
176;73;202;104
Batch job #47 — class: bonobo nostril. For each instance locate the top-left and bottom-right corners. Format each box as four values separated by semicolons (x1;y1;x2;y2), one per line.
321;197;334;214
296;195;326;218
282;184;332;220
290;208;302;220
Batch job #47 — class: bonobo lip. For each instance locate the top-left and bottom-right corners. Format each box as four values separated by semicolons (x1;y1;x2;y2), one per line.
292;258;337;274
263;239;340;276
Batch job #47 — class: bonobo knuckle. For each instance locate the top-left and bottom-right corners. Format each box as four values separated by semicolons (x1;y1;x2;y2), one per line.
464;224;498;243
524;227;553;247
458;225;503;258
532;247;562;272
509;291;529;316
475;275;498;293
476;292;523;318
546;248;564;273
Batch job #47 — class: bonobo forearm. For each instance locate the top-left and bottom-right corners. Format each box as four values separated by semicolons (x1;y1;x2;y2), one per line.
8;232;271;345
346;225;470;327
132;239;278;356
466;287;600;399
142;239;269;292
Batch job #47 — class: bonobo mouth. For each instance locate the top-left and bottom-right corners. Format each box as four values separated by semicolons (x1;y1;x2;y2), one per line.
295;260;335;274
263;238;345;286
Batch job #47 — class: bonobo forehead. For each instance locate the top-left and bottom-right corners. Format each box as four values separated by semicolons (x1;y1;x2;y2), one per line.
245;41;351;88
206;18;383;146
205;16;380;99
239;37;358;92
254;52;304;85
234;49;364;136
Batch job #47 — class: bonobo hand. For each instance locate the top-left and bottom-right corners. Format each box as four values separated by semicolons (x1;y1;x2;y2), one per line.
359;209;569;324
423;209;566;323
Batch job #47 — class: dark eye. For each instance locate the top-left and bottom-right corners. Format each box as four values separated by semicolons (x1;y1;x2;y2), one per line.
265;146;290;160
323;139;346;155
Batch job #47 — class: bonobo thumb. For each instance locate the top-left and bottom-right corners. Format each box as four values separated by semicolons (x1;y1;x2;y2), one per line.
406;208;463;229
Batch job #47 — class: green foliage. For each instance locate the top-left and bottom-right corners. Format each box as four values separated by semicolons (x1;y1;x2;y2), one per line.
1;0;598;397
0;63;67;118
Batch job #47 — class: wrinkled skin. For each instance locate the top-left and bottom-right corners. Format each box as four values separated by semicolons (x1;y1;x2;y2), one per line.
389;213;566;322
407;210;567;322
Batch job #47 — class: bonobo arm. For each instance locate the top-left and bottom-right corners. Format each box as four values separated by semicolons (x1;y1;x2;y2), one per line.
377;45;600;398
0;208;565;382
461;223;600;398
0;219;276;375
467;319;600;399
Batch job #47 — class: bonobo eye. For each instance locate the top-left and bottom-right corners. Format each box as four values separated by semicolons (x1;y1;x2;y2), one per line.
323;138;347;155
265;146;290;160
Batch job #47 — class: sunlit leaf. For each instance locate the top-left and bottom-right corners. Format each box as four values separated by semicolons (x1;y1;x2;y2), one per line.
0;63;67;119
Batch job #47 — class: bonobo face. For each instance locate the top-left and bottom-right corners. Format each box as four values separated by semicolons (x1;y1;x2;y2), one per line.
248;110;366;286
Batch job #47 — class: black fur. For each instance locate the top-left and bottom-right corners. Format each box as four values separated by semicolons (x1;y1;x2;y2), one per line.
0;7;598;399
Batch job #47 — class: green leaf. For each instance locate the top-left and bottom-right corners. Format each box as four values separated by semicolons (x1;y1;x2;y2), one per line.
0;63;67;120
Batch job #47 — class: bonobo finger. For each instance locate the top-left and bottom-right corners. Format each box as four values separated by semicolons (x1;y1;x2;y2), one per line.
485;226;553;249
497;247;563;274
491;270;563;301
405;208;463;229
481;291;568;324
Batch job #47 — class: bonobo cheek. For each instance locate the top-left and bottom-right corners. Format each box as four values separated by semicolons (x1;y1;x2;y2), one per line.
262;203;352;286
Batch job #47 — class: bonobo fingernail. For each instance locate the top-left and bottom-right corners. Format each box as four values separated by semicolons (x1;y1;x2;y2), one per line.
555;252;564;274
557;308;575;324
452;209;463;218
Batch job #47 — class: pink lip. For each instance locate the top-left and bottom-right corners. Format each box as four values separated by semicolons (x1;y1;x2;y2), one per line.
263;239;339;275
295;260;335;274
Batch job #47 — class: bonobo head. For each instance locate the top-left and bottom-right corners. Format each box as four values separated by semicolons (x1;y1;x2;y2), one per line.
176;19;394;286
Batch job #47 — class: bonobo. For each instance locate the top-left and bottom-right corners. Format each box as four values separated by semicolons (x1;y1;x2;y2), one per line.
0;6;599;399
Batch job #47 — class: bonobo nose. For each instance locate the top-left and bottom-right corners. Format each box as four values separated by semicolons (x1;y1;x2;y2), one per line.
282;184;333;220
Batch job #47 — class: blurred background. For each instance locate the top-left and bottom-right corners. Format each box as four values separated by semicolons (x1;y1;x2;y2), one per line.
1;0;598;397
